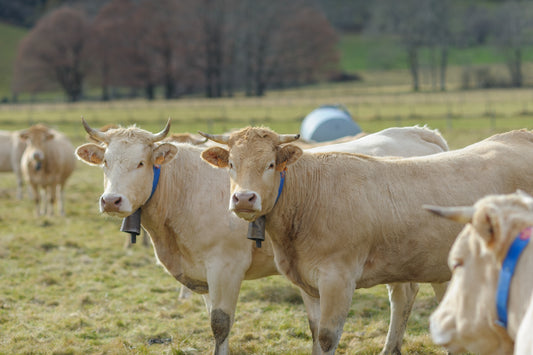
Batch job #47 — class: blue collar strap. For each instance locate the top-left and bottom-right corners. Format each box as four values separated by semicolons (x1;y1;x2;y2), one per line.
495;226;532;328
274;170;286;205
148;165;161;202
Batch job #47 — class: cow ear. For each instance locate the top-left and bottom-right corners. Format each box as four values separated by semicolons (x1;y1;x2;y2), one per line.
472;205;502;251
201;147;229;168
76;143;105;166
276;144;303;170
153;143;177;165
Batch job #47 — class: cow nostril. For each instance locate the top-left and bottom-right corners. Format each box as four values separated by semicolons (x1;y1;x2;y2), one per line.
114;197;122;206
232;194;239;203
248;194;256;203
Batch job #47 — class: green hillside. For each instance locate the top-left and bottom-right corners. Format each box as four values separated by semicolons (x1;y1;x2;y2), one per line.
0;22;26;101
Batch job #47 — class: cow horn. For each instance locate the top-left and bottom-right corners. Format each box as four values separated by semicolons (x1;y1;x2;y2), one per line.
198;131;230;145
82;117;108;143
423;205;474;224
151;118;171;142
279;134;300;144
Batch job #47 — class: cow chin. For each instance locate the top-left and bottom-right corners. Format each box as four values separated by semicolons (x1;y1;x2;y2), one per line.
232;209;260;222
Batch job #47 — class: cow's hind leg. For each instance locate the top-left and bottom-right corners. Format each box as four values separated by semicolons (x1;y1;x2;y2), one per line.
381;282;420;355
300;291;321;354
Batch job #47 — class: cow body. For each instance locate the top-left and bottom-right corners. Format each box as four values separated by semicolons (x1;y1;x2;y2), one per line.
200;127;533;354
77;121;449;355
307;125;448;156
0;130;26;199
20;124;75;216
426;191;533;354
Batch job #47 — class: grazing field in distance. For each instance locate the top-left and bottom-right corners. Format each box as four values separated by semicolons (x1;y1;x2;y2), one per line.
1;83;531;354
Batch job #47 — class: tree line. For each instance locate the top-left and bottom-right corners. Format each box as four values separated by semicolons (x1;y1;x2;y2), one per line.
11;0;533;102
12;0;339;101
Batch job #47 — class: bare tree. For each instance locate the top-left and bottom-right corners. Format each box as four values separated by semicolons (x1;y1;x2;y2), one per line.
492;2;533;88
87;0;137;101
13;6;89;101
367;0;452;92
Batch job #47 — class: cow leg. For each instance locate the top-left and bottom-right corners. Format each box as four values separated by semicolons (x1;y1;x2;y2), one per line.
15;169;23;200
47;185;57;216
430;282;448;302
381;282;420;355
206;265;246;355
300;291;321;355
57;184;66;216
179;285;193;299
30;184;41;216
317;273;356;354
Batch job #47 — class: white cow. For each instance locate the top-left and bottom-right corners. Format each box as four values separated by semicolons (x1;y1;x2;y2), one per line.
20;124;75;216
307;125;448;156
76;120;449;355
200;127;533;354
425;190;533;354
0;130;26;199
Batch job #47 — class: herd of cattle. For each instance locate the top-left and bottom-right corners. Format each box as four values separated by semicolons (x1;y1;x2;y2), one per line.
2;120;533;354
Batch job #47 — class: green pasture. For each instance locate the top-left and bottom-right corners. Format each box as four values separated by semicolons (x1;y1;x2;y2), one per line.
3;84;533;354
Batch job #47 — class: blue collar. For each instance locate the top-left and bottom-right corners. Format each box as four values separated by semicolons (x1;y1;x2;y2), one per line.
274;170;286;205
148;165;161;202
495;226;532;328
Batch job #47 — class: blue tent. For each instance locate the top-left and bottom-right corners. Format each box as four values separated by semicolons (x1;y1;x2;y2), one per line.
300;105;362;142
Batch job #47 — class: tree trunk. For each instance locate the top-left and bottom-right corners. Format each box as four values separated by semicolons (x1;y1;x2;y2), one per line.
439;47;448;91
408;46;419;92
508;47;522;87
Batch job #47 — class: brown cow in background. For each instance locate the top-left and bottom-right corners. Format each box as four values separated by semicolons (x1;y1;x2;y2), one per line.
20;124;75;216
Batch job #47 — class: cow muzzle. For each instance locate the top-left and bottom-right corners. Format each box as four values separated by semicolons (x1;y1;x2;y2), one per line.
230;190;261;221
100;193;132;216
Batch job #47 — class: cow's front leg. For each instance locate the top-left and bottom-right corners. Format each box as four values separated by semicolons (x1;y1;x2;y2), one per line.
300;290;321;354
317;272;356;354
206;262;247;355
30;184;41;216
381;282;420;355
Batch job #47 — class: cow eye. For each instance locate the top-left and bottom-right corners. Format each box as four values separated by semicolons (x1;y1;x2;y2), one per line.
137;162;144;168
451;260;463;271
229;162;233;169
268;162;275;169
103;160;108;167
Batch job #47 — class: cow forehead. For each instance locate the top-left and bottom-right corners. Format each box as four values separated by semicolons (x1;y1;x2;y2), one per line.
106;139;152;162
229;127;279;148
450;226;480;262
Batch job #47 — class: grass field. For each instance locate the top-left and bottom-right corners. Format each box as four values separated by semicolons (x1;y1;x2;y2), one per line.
2;83;533;354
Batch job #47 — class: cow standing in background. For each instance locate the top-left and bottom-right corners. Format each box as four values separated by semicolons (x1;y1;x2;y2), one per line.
20;124;75;216
426;191;533;354
0;130;26;199
200;126;533;354
76;119;449;355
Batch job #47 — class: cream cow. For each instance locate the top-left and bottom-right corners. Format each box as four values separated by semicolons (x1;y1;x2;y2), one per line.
425;190;533;354
0;129;26;199
200;127;533;354
76;120;449;355
20;124;75;216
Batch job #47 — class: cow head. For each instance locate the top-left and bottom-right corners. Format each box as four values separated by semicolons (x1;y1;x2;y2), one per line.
76;118;177;217
424;191;533;354
19;124;55;172
199;127;301;222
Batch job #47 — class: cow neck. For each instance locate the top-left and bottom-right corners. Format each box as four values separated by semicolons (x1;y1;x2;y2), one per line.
248;169;286;248
120;164;161;243
274;169;286;206
495;226;532;329
147;164;161;203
